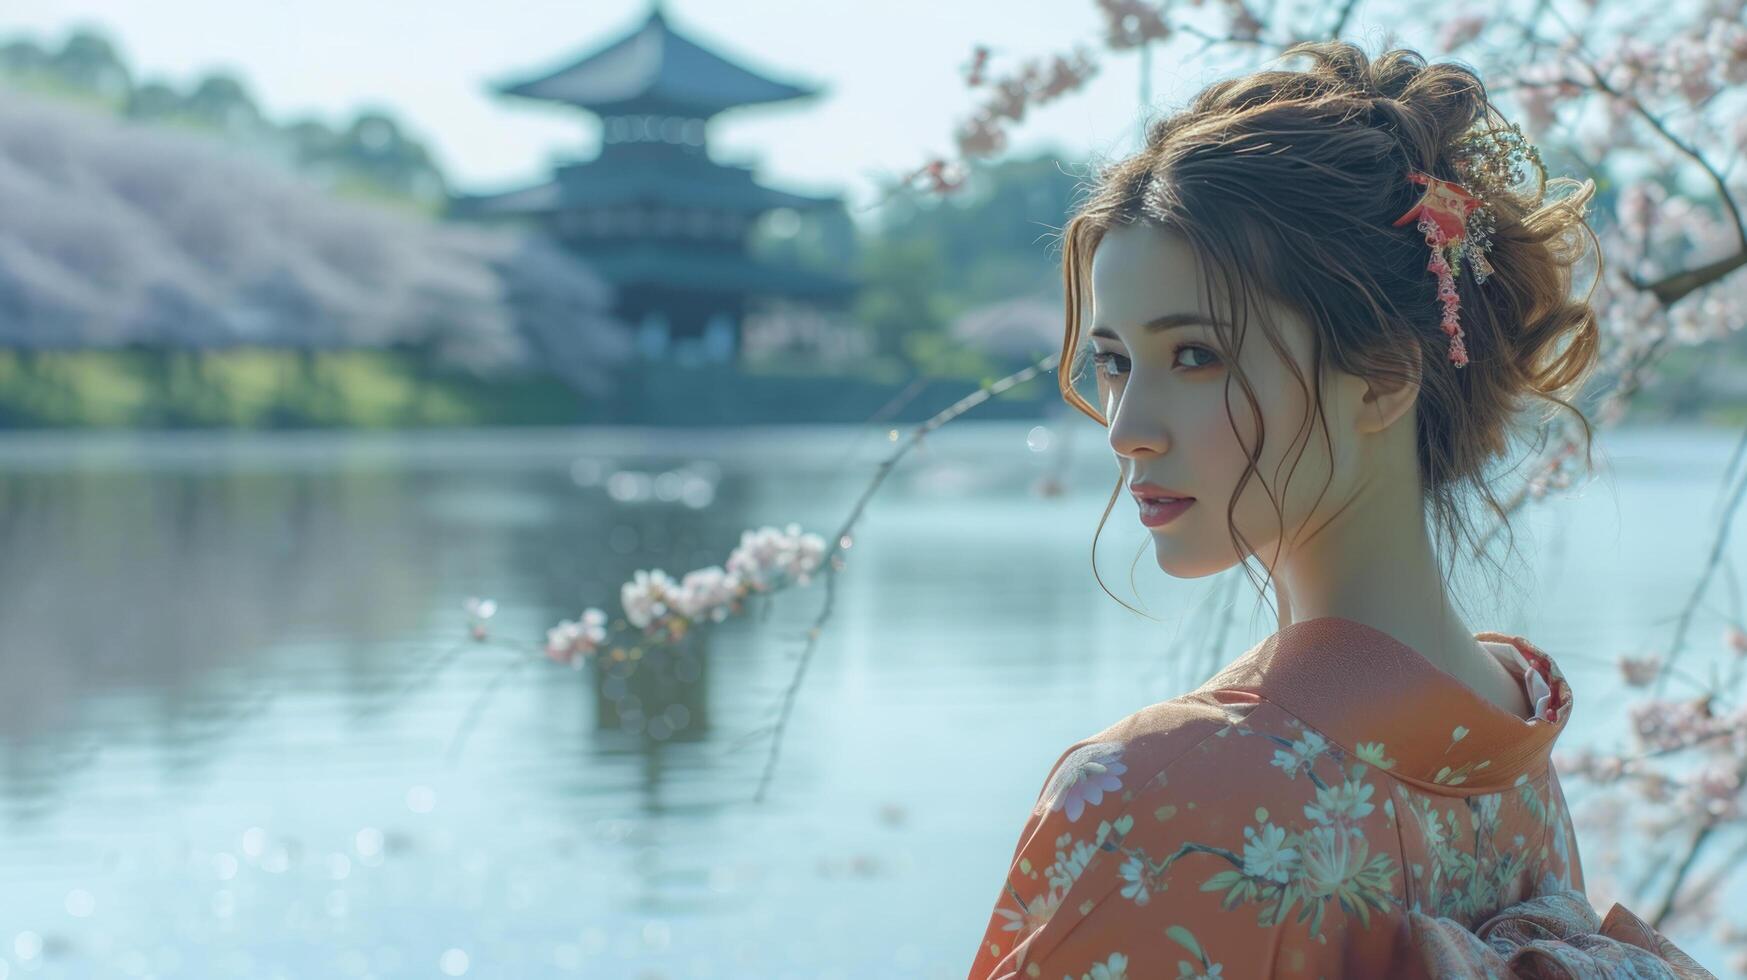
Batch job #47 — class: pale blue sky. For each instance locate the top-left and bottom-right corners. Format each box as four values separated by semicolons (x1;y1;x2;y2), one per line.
5;1;1413;217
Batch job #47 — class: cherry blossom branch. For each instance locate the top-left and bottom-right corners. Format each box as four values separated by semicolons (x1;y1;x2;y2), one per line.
1651;818;1717;928
350;637;476;723
1654;426;1747;695
751;352;1062;802
1668;828;1747;916
1542;4;1747;265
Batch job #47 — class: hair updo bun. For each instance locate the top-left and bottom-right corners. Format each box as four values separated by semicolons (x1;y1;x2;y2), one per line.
1058;38;1602;590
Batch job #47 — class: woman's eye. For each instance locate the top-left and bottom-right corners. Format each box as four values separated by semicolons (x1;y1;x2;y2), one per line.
1091;344;1219;379
1175;344;1220;370
1091;351;1130;379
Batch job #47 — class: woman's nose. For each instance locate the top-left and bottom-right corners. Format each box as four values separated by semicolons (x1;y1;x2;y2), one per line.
1106;398;1168;460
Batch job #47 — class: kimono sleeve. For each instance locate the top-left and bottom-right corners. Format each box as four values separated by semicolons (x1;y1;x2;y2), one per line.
968;726;1405;980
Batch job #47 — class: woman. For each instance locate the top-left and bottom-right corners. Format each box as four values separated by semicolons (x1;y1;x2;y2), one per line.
967;41;1712;979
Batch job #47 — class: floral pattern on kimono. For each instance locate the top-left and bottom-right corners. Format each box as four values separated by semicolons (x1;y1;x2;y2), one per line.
967;617;1584;980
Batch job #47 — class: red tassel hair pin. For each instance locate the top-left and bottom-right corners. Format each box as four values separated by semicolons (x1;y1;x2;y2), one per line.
1388;121;1547;370
1392;172;1486;369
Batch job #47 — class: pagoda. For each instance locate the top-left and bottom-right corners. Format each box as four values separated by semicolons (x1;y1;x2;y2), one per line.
451;2;857;367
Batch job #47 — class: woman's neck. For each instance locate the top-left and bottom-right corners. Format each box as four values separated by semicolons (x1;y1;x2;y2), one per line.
1268;482;1521;713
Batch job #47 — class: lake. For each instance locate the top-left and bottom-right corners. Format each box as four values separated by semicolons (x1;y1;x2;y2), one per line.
0;419;1738;978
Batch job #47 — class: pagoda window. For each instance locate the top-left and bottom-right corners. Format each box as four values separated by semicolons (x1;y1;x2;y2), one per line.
636;313;670;359
702;313;737;362
600;114;705;146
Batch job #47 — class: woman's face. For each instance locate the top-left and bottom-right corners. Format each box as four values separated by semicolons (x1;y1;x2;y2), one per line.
1088;222;1373;578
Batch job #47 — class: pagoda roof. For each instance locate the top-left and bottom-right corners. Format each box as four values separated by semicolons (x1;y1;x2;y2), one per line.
492;5;822;118
449;154;839;218
581;245;857;299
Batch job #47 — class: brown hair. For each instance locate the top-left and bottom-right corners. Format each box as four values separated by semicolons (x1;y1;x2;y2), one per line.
1055;40;1603;614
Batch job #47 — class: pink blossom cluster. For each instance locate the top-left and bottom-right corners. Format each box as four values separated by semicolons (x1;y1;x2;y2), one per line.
518;523;833;668
1435;14;1488;52
463;596;496;641
726;522;831;592
1524;437;1582;500
1675;764;1744;820
962;45;991;87
1591;23;1747;108
1093;0;1173;51
903;158;967;196
1560;746;1746;823
953;47;1099;160
544;609;607;669
931;0;1268;180
1516;114;1745;503
1556;747;1627;783
619;569;681;630
1535;23;1747;160
1617;654;1664;687
1627;697;1741;754
1610;182;1746;311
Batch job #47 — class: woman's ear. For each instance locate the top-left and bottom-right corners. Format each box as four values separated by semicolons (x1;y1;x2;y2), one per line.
1355;359;1421;436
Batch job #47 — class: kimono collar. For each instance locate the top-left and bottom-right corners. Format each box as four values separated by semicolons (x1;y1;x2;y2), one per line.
1195;616;1574;794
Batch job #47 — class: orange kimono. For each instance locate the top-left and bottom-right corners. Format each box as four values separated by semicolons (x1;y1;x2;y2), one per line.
967;616;1585;979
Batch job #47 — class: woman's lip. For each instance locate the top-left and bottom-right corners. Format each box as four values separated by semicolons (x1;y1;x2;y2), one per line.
1138;497;1194;528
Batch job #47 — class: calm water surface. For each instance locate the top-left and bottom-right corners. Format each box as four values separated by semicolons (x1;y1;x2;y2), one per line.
0;421;1740;978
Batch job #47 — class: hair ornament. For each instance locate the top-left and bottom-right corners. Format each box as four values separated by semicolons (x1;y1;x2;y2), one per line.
1391;122;1547;369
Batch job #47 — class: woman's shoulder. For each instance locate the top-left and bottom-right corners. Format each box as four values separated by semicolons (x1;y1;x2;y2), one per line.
1028;691;1242;820
972;693;1409;979
1031;687;1349;823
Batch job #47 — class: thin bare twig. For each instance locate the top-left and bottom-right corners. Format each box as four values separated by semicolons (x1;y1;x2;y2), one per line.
354;638;475;723
1652;426;1747;695
444;655;535;769
751;353;1061;802
1651;812;1720;928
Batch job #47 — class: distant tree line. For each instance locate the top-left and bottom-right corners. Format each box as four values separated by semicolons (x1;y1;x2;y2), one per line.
0;89;631;427
0;27;447;212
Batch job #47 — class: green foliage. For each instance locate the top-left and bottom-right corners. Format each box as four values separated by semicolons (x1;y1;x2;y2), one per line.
866;152;1082;309
900;328;998;380
751;153;1080;381
853;236;957;367
845;152;1080;375
0;350;590;429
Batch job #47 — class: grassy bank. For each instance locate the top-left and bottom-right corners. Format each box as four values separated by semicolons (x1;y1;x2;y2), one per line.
0;349;591;428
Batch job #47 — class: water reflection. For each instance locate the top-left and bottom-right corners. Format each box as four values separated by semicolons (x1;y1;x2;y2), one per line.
0;429;937;976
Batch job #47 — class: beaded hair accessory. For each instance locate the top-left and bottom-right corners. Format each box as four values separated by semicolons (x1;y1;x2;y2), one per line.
1390;122;1546;369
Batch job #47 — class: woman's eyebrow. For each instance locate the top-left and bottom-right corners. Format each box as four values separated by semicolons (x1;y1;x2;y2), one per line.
1089;313;1221;340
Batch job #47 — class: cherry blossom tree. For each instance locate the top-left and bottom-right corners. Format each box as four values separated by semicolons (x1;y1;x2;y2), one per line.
0;92;633;398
